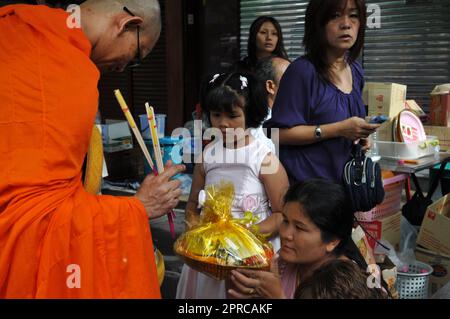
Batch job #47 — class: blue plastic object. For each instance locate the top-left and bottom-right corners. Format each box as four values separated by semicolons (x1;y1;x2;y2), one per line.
369;115;389;124
144;137;183;177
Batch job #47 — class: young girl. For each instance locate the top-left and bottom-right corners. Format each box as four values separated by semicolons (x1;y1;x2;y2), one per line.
176;72;289;299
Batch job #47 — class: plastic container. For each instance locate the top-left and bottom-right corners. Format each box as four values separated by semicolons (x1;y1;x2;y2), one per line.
139;114;167;139
143;137;183;176
396;261;433;299
375;135;439;160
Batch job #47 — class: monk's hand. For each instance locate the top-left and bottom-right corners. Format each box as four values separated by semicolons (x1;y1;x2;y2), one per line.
135;161;186;219
339;117;380;140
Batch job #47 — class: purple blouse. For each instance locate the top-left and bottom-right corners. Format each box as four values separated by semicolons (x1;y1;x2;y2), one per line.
265;57;366;184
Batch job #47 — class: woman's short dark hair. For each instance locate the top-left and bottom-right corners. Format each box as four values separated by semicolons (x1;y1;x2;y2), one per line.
284;179;353;256
201;72;268;129
303;0;367;80
294;259;387;299
247;16;289;69
255;56;290;87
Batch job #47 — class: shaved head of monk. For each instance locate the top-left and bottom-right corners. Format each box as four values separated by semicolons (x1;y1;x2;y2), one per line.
79;0;161;73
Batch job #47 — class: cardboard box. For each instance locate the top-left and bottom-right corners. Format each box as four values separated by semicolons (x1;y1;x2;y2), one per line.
429;84;450;127
415;246;450;295
405;100;428;121
424;126;450;141
366;116;394;141
365;82;407;118
424;125;450;151
430;94;450;127
359;211;401;251
417;194;450;255
101;120;133;153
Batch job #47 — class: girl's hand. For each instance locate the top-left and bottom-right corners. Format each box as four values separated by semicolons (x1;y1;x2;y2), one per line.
339;117;379;140
184;163;205;231
255;213;282;236
228;256;286;299
185;208;201;230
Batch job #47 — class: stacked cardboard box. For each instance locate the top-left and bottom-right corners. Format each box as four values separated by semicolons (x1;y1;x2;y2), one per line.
363;82;409;142
424;125;450;151
417;195;450;256
365;116;395;142
405;100;427;121
363;82;407;118
416;194;450;294
429;84;450;127
359;211;401;251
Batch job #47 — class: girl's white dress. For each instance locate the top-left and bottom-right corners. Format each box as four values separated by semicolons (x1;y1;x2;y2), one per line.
176;138;280;299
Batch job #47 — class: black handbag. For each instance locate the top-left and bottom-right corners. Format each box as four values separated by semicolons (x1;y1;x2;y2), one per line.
402;157;450;226
343;144;385;213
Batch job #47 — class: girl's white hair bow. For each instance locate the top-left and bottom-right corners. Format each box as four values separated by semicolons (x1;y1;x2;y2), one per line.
240;76;248;90
209;73;220;83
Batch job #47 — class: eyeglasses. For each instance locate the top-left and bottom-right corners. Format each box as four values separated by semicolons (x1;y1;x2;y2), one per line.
123;6;142;68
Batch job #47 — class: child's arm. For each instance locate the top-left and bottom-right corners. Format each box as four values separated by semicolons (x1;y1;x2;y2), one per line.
258;152;290;235
185;163;205;230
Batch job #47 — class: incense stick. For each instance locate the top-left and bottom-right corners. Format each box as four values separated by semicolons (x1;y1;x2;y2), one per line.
145;103;177;238
114;89;156;174
115;90;176;238
145;103;164;174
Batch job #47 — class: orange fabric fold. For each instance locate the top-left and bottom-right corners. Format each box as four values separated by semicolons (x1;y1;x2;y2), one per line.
0;5;160;298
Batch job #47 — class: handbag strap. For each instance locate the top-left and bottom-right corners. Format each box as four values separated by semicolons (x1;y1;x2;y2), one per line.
426;157;450;200
352;143;364;161
411;173;425;199
354;218;390;251
352;143;364;184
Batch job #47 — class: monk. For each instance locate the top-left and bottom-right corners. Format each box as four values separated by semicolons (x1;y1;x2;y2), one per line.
0;0;184;298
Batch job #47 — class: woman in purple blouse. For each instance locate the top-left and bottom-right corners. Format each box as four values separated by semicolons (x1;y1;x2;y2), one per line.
265;0;380;184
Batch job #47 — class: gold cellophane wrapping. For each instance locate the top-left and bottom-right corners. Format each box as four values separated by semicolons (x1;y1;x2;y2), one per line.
174;181;274;280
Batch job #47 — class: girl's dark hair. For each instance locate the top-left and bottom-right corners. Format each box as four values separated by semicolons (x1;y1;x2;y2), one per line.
294;259;387;299
246;16;289;70
303;0;367;81
200;72;268;129
283;179;354;258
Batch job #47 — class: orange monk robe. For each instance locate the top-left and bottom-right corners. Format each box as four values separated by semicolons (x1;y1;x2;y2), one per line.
0;5;161;298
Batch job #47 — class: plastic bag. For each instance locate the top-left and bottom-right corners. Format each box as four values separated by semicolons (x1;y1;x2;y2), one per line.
375;217;418;273
174;181;274;280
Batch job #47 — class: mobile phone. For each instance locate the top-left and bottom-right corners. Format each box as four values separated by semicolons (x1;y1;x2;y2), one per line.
369;115;389;124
